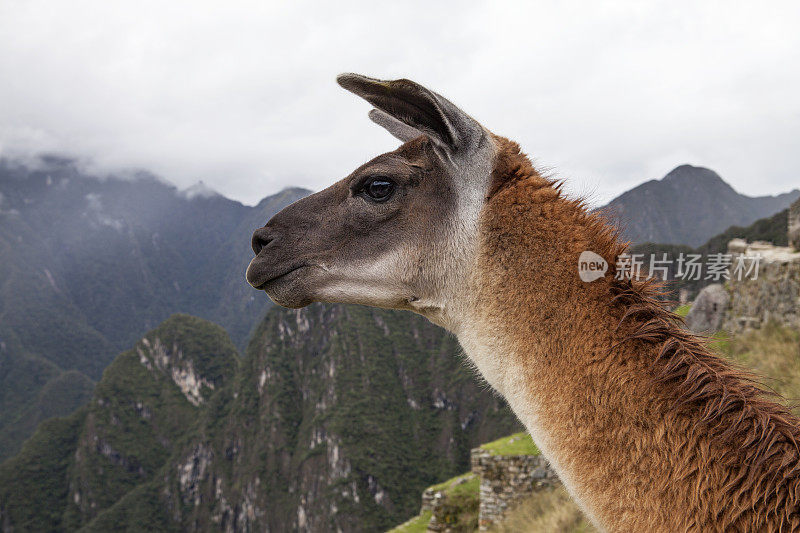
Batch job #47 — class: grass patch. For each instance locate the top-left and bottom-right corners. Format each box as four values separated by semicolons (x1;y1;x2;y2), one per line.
717;322;800;409
674;304;691;317
387;510;433;533
490;486;596;533
709;330;731;353
392;473;480;532
480;432;540;456
428;472;478;497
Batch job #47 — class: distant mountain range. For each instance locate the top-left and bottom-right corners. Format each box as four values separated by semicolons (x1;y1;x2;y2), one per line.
602;164;800;247
0;157;307;460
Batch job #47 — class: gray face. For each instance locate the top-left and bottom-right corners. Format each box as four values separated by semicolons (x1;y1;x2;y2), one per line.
246;136;456;308
246;74;493;323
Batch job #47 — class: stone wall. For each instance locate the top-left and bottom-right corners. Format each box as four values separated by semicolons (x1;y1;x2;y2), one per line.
790;198;800;251
470;449;559;531
722;240;800;333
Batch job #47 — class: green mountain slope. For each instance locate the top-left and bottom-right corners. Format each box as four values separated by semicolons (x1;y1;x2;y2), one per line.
0;314;238;531
0;407;88;531
222;304;520;531
0;307;520;532
64;314;238;529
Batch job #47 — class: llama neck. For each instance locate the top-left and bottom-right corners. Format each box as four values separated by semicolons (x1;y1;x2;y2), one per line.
457;281;668;530
454;146;800;530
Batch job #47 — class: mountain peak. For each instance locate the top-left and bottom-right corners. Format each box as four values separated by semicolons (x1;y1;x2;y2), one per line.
666;163;707;174
662;164;726;186
181;181;220;200
604;165;799;246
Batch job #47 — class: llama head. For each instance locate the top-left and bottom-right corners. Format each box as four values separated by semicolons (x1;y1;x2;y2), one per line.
246;74;495;328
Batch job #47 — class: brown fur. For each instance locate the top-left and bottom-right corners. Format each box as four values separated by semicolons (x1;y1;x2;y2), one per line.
472;136;800;531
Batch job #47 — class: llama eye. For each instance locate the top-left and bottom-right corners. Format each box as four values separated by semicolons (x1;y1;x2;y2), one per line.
363;178;395;202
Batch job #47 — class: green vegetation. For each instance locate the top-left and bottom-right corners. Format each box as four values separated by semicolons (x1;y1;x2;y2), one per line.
429;472;479;496
433;491;480;531
480;432;540;456
65;314;237;529
674;304;691;317
426;473;481;532
0;314;239;531
388;510;433;533
80;482;180;533
250;303;521;530
387;473;481;532
718;323;800;408
709;330;732;353
0;349;94;462
389;436;543;532
0;407;87;532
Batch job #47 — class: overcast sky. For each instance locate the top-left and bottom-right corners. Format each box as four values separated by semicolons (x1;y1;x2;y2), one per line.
1;1;798;206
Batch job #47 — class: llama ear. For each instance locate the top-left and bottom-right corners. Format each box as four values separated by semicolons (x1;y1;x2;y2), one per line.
368;109;423;142
337;73;482;153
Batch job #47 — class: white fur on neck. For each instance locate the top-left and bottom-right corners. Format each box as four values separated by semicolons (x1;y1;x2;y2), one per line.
456;320;605;531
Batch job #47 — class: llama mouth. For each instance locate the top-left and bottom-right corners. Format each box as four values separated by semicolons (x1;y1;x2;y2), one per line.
248;263;307;291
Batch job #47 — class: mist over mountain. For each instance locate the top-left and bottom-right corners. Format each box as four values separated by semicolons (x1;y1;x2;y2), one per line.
603;164;800;247
0;156;309;460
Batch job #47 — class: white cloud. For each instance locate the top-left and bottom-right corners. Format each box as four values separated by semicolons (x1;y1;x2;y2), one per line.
0;0;798;206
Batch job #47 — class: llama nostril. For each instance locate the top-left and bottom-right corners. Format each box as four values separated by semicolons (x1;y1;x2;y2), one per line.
251;228;274;255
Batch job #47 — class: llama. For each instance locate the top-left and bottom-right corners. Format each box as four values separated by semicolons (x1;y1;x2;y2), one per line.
246;74;800;531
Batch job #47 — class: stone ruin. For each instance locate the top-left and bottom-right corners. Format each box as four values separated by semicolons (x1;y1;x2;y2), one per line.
722;242;800;333
417;447;559;532
685;203;800;335
471;449;559;531
421;476;477;532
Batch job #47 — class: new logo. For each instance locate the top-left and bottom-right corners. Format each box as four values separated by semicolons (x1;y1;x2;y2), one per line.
578;251;608;282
